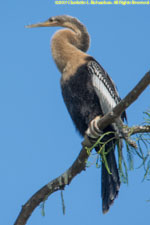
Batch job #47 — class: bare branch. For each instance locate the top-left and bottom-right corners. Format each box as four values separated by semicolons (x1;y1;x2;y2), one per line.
14;71;150;225
129;125;150;135
14;145;89;225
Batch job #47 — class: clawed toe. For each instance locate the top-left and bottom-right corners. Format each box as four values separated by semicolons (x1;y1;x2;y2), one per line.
86;116;102;139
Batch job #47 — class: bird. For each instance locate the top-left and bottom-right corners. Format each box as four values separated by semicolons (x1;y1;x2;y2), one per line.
26;15;128;213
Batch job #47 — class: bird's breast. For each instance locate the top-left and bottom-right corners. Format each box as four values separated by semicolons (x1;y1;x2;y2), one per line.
61;63;102;136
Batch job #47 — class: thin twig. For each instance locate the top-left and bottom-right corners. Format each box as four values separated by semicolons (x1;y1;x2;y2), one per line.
129;125;150;135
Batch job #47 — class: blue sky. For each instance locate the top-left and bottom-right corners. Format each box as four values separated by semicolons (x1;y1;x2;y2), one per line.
1;1;150;225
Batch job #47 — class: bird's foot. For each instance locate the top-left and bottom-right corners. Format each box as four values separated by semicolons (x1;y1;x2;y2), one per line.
86;116;103;139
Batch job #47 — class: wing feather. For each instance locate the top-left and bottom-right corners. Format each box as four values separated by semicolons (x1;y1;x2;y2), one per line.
88;60;121;115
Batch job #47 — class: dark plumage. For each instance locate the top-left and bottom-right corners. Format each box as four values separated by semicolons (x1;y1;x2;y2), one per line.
61;59;102;136
61;57;122;213
26;15;125;213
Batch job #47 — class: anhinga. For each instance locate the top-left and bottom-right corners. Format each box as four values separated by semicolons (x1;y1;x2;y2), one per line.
26;15;127;213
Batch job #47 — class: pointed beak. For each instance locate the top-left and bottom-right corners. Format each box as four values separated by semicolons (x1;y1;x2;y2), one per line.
25;20;58;28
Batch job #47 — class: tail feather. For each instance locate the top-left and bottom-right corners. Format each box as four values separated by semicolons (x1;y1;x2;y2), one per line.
101;143;120;213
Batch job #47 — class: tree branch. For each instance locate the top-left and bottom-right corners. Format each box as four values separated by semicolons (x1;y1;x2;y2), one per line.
14;71;150;225
129;125;150;135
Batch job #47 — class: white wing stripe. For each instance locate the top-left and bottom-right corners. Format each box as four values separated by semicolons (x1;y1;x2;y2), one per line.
88;61;120;115
92;74;117;114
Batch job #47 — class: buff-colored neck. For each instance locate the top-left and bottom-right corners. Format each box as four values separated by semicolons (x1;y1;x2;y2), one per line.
51;21;90;73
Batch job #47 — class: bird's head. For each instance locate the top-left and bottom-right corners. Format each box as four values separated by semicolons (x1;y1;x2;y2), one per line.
25;15;79;29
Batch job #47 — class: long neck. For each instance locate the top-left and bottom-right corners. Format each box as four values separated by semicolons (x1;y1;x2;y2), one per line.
51;21;90;73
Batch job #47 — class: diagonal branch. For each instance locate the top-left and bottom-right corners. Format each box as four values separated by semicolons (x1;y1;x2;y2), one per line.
14;145;89;225
14;71;150;225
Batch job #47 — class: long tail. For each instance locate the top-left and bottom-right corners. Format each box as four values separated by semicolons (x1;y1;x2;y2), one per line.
101;141;120;213
87;120;121;213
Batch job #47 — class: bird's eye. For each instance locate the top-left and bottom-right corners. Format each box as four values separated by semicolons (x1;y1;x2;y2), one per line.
48;17;54;22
